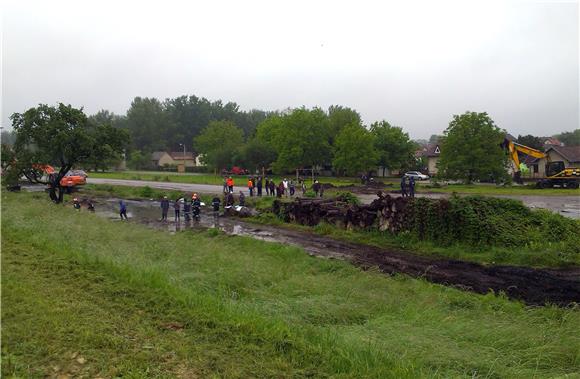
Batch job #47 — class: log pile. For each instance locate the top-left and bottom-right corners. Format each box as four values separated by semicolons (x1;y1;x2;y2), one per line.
273;192;412;232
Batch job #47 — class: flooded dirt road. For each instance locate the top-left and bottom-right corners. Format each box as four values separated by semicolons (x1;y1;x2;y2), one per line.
91;197;580;306
88;178;580;219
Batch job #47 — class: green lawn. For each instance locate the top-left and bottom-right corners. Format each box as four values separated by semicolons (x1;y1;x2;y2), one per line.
2;192;580;378
415;183;580;196
89;170;580;196
89;171;362;187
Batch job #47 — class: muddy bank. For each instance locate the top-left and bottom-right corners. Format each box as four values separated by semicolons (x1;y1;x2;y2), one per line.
90;197;580;306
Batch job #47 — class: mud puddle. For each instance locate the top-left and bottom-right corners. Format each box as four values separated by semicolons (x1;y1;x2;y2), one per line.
90;197;580;306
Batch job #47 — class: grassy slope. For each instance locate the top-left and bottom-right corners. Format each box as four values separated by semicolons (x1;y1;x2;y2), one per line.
2;192;580;378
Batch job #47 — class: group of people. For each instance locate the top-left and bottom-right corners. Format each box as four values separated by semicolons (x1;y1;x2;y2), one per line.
224;175;314;198
159;193;204;222
400;175;416;198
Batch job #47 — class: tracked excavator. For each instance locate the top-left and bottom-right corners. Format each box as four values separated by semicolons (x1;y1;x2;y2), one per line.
503;138;580;189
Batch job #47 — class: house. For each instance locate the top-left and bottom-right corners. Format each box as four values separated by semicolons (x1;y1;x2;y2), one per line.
417;143;441;175
150;151;200;169
524;145;580;178
541;137;563;148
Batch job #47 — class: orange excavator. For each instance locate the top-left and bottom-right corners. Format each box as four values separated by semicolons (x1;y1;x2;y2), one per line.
504;139;580;189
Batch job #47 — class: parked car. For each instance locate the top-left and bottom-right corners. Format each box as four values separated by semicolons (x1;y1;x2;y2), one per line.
404;171;430;180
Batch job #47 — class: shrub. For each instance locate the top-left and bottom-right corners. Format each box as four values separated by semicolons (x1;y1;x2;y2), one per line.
139;186;154;198
335;191;360;205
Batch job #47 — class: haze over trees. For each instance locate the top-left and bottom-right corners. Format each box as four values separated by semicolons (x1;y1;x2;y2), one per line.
438;112;509;183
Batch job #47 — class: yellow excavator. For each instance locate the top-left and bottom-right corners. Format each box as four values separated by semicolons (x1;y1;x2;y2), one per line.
504;138;580;189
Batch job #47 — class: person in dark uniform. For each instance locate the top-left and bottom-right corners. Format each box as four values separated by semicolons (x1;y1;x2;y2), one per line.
119;200;128;220
257;176;263;197
160;196;170;221
400;176;408;197
408;176;416;198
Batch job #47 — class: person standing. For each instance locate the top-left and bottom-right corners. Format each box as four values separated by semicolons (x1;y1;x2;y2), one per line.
269;180;276;197
222;176;227;194
248;177;254;197
239;191;246;206
282;178;289;197
192;193;201;220
174;198;181;222
312;180;320;197
119;200;128;220
264;177;270;196
409;176;416;198
289;180;295;196
257;176;263;197
160;196;170;221
301;180;307;196
226;176;234;193
400;176;408;197
211;196;221;224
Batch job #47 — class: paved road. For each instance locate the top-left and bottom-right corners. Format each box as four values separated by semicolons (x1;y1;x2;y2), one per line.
88;178;580;219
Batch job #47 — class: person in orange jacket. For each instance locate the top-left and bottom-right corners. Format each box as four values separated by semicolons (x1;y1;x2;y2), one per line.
248;177;254;197
226;177;234;193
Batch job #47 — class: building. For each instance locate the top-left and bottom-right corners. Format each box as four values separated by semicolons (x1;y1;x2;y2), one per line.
417;143;441;175
150;151;200;169
524;145;580;178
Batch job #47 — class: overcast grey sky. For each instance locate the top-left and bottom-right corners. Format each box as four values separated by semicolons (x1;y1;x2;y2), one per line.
2;0;578;138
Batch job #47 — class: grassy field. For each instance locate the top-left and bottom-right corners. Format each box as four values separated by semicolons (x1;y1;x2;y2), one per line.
415;183;580;196
88;170;580;196
89;171;363;187
2;191;580;378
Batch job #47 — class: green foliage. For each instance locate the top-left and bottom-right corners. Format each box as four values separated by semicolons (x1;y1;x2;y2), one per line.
555;129;580;146
234;137;276;172
332;124;378;176
139;186;155;198
406;195;580;253
257;108;331;173
517;134;543;150
327;105;361;144
10;103;129;202
438;112;509;183
370;121;417;172
127;150;150;170
194;120;244;170
335;191;360;205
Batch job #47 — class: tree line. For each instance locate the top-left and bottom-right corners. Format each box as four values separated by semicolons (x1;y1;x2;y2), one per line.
194;106;419;176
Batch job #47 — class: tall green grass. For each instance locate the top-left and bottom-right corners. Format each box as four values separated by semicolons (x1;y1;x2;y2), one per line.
2;192;580;378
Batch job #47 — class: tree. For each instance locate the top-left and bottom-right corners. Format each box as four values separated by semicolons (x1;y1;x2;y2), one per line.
127;150;150;170
555;129;580;146
256;108;332;173
126;97;172;151
516;134;543;150
10;103;129;203
328;105;361;144
235;138;276;174
438;112;509;183
429;134;443;144
194;120;244;170
332;124;378;176
82;118;130;171
370;121;417;174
